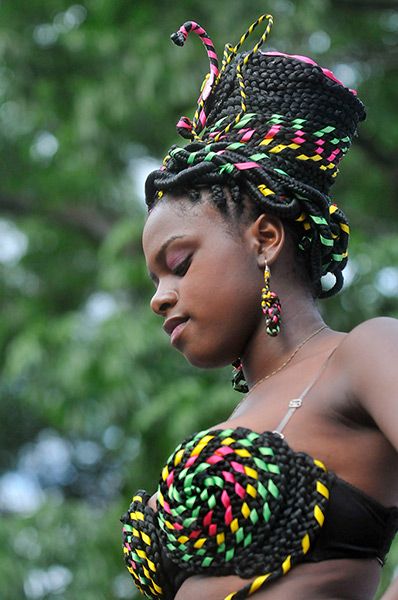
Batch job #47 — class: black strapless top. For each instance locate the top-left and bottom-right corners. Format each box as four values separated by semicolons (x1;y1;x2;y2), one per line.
121;426;398;600
307;474;398;565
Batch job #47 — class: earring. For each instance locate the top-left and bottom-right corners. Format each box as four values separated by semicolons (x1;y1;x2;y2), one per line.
231;261;281;392
261;261;282;337
231;359;248;393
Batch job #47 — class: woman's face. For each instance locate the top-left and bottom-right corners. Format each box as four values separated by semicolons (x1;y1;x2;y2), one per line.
142;196;263;368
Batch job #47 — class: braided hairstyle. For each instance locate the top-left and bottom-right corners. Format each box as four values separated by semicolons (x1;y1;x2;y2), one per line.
145;15;366;298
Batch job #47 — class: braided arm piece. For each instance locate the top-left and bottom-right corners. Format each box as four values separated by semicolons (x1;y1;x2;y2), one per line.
121;491;180;599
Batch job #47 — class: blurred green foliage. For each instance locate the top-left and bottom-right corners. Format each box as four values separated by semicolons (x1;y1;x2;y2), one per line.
0;0;397;598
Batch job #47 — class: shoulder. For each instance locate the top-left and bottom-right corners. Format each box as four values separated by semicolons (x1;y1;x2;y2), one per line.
336;317;398;365
342;316;398;345
335;317;398;450
336;316;398;383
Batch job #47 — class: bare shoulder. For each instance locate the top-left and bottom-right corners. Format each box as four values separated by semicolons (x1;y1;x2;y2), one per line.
336;316;398;385
335;317;398;367
335;317;398;450
349;316;398;337
341;316;398;348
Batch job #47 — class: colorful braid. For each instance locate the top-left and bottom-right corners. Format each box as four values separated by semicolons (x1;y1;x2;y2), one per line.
211;15;274;142
145;15;366;298
171;21;220;140
121;490;188;599
122;427;333;599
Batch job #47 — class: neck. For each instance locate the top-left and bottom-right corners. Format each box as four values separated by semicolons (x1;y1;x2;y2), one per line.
240;287;327;390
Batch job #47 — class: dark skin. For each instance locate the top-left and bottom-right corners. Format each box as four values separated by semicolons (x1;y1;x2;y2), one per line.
142;194;398;600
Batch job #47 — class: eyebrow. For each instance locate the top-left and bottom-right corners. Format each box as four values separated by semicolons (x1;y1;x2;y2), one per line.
147;235;187;283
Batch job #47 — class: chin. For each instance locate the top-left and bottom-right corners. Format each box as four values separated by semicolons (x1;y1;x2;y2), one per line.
184;355;218;369
182;345;236;370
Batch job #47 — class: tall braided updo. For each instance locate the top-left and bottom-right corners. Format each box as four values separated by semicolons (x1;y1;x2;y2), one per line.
145;15;366;298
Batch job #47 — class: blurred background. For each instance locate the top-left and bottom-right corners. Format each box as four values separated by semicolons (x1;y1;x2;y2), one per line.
0;0;397;598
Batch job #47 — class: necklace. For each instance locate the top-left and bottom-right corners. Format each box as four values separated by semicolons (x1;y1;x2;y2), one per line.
231;324;328;416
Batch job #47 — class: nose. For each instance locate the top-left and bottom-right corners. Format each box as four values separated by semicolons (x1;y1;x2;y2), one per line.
150;286;178;316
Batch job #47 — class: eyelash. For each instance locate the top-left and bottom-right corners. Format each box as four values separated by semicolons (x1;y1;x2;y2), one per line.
172;255;192;277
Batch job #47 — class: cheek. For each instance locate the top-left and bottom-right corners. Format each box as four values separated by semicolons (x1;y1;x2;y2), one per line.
180;264;262;367
186;259;259;319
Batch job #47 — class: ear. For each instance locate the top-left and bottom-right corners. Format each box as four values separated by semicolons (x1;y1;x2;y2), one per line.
245;213;285;268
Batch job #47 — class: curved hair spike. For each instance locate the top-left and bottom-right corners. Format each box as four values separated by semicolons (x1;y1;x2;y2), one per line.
212;14;274;142
171;21;220;140
219;14;274;76
170;16;274;142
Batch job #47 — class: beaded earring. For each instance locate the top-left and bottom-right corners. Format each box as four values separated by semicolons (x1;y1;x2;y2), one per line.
232;260;282;392
261;261;282;336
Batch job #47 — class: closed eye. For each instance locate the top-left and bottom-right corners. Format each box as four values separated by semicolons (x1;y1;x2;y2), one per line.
172;255;192;277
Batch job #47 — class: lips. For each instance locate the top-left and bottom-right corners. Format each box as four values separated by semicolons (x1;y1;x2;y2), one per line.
163;316;189;337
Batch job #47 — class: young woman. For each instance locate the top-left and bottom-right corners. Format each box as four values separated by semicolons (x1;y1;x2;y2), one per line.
122;15;398;600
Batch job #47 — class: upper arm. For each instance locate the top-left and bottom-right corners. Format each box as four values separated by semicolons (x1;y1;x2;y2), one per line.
379;576;398;600
342;317;398;451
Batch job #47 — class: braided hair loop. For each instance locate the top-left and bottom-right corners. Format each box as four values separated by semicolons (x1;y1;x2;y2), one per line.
145;15;365;297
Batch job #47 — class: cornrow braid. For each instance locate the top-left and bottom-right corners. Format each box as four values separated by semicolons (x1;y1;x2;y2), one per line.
121;427;333;599
145;15;365;297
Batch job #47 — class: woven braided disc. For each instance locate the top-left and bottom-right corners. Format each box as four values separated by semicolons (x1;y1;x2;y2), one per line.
157;427;330;575
122;427;332;599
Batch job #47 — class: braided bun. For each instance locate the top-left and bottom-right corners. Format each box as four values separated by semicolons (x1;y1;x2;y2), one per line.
145;16;365;297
